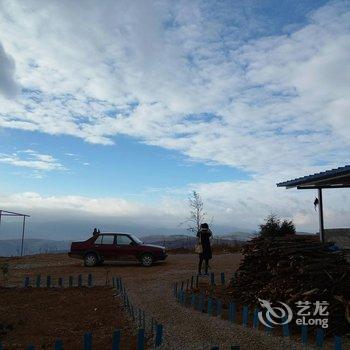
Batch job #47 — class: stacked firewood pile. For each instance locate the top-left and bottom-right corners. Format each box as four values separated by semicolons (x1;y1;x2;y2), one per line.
231;235;350;335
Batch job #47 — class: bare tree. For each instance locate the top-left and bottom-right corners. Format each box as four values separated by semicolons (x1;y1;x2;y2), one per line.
187;191;206;233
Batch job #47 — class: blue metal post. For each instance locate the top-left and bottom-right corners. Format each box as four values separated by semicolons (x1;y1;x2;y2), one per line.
112;330;121;350
137;329;145;350
155;324;163;347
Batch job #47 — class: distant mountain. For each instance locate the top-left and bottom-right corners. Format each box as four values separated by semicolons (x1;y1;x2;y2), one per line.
0;239;71;257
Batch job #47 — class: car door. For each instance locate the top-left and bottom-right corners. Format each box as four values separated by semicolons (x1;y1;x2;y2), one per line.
94;234;116;260
115;234;136;261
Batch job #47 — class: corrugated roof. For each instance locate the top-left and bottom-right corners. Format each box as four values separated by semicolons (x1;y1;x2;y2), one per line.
277;165;350;188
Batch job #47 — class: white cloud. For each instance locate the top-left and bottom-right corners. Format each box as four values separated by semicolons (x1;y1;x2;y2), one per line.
0;1;349;232
0;149;65;171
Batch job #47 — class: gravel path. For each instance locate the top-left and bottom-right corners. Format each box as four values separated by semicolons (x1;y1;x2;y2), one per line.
114;255;310;350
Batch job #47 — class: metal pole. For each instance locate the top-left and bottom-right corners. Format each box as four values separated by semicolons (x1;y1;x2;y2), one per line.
20;216;26;257
318;188;325;243
0;210;2;233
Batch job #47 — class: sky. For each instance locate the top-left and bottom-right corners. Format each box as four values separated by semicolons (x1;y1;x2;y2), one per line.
0;0;349;240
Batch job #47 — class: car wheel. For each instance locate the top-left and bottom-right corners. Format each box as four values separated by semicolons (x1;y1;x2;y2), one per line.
84;253;98;267
140;253;153;267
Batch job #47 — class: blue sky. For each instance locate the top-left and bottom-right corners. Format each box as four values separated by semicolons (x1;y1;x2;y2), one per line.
0;0;349;238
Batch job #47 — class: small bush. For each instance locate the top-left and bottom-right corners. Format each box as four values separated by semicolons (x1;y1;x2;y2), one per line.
259;214;295;237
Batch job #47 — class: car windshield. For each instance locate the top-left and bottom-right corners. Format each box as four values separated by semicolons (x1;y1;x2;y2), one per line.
129;234;143;244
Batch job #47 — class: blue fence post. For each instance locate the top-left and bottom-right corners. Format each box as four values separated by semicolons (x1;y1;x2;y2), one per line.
220;272;225;285
242;305;249;327
207;298;212;316
88;274;93;287
84;332;92;350
190;276;194;289
46;275;51;288
334;335;342;350
196;275;199;288
191;294;196;308
78;274;82;287
24;276;30;287
58;277;63;287
217;300;222;318
229;302;236;323
69;276;73;287
301;325;308;345
155;324;163;347
54;339;63;350
282;322;290;337
316;328;324;348
210;273;215;286
35;274;41;287
265;323;273;335
112;330;121;350
181;281;184;290
137;329;145;350
253;308;259;329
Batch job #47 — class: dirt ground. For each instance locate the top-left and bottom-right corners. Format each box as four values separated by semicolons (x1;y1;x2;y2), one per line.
0;287;137;350
0;252;320;349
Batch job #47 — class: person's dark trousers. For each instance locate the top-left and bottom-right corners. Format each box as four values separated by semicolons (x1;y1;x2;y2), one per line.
198;254;209;274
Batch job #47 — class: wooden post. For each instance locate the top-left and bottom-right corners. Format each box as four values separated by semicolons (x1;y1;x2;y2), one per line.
78;274;82;287
220;272;225;285
35;275;41;288
83;332;92;350
88;274;93;287
137;329;145;350
334;336;342;350
24;276;30;287
316;328;324;348
217;300;222;318
253;308;259;328
155;324;163;347
301;325;308;345
20;216;26;257
207;298;212;316
242;305;249;327
112;330;121;350
54;339;63;350
229;302;236;323
318;188;325;243
210;273;215;286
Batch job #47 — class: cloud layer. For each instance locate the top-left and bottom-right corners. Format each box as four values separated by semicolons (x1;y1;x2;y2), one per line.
0;1;349;233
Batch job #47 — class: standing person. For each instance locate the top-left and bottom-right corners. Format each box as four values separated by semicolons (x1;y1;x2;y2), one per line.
197;223;212;275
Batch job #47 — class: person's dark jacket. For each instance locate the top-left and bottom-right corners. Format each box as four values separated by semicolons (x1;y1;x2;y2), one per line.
197;228;212;260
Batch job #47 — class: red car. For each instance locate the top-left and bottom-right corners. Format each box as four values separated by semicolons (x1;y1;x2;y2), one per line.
68;232;167;267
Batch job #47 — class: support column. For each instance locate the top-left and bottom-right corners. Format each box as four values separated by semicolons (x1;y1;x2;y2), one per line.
20;216;26;257
318;188;325;243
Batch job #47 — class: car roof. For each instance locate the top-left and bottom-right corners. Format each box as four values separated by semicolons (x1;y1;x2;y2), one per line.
98;232;132;235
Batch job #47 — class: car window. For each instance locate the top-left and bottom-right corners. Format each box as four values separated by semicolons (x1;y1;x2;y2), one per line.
102;235;115;244
116;235;133;245
95;235;115;245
